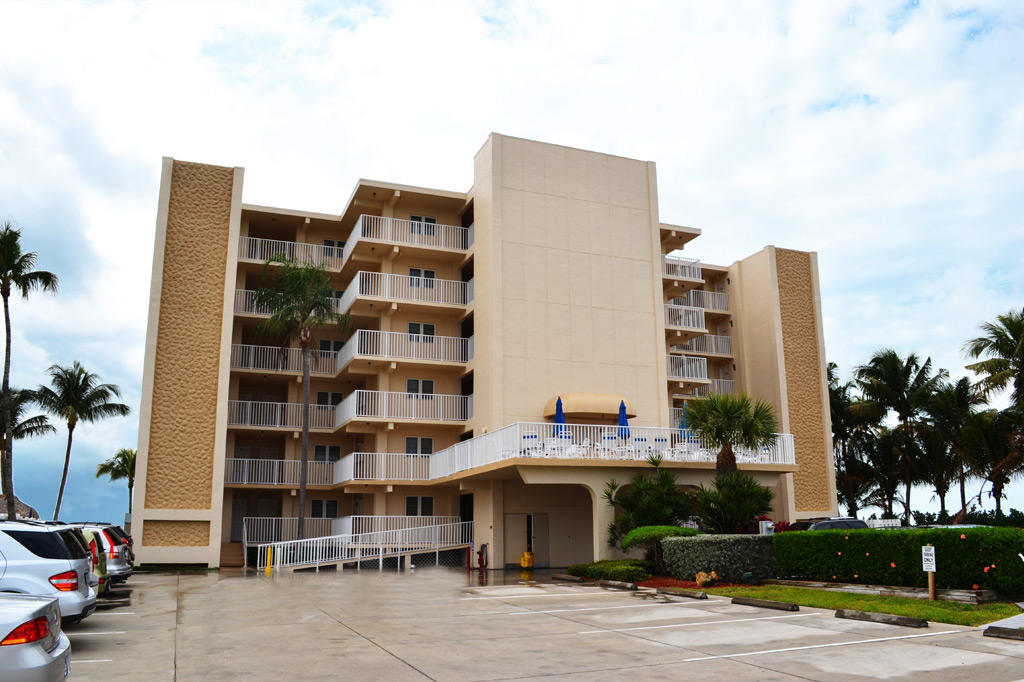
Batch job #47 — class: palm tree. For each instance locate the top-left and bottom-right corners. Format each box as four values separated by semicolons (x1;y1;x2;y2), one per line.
916;422;958;518
962;408;1023;515
0;223;58;519
0;389;56;441
828;363;878;516
36;362;130;519
855;349;946;522
927;377;983;516
860;428;905;519
963;308;1024;409
684;393;779;478
252;256;349;540
96;448;136;515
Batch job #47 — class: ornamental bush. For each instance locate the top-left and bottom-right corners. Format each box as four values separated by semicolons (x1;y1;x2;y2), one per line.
773;527;1024;594
662;534;775;583
566;559;654;583
620;525;703;572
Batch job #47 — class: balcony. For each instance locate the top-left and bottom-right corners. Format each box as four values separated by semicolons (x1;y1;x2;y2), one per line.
242;517;334;544
664;304;707;340
673;289;729;313
339;271;472;316
672;378;737;400
238;236;343;270
227;400;336;431
666;355;709;382
230;344;336;376
336;329;472;373
336;452;432;482
234;289;342;318
224;458;334;486
336;390;472;426
674;334;733;356
663;255;701;280
341;215;471;267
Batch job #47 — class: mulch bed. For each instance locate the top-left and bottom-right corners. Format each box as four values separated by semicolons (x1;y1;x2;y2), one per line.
638;577;747;589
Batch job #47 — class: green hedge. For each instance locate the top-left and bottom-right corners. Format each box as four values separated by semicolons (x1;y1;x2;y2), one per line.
567;559;654;583
774;527;1024;594
662;534;775;583
620;525;702;551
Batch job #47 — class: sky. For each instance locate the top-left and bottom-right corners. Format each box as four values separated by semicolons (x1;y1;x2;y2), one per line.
0;0;1021;524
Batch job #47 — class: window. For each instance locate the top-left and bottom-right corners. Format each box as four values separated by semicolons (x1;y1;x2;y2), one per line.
410;215;437;236
3;530;86;560
406;379;434;397
405;496;434;516
323;239;341;258
313;445;342;462
316;391;344;406
310;499;339;518
408;322;435;342
319;339;344;353
409;268;436;288
405;437;433;454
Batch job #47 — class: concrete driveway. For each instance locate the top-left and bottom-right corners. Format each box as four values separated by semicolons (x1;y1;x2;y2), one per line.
64;570;1024;680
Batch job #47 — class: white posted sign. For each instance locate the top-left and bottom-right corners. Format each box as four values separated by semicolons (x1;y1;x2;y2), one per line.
922;545;936;573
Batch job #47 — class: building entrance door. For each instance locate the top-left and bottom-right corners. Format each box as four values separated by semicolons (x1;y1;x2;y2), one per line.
230;498;246;543
503;513;550;568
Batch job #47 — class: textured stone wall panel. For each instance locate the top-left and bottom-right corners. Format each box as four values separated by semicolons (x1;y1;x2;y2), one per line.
145;161;233;509
143;520;210;547
775;249;832;512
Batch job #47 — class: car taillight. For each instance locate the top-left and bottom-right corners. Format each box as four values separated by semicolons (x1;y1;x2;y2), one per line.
49;570;79;592
89;540;99;567
1;616;50;645
102;530;119;559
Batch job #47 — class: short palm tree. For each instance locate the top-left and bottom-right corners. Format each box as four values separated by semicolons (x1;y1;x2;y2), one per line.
685;393;779;478
855;349;946;522
96;448;136;515
962;408;1023;516
963;307;1024;409
927;377;983;515
859;428;905;519
0;222;58;520
252;256;349;540
915;422;958;517
36;362;130;519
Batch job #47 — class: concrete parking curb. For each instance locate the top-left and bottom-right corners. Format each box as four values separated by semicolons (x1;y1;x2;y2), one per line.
552;574;585;583
656;587;707;599
732;596;799;611
596;579;637;590
835;609;928;628
983;626;1024;641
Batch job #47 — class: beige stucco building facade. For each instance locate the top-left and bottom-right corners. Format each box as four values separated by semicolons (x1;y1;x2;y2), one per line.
133;134;837;569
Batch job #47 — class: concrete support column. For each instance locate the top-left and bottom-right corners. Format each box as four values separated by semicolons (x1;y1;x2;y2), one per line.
589;486;616;561
372;491;387;516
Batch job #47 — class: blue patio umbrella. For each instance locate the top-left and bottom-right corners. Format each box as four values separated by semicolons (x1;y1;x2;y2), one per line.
553;396;568;435
617;400;630;440
679;402;689;431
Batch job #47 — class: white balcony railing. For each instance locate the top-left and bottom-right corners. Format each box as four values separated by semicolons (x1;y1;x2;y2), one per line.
673;378;737;400
228;400;336;430
336;330;471;371
242;517;334;545
664;304;706;331
235;290;342;318
338;272;471;312
230;344;336;375
666;355;709;381
238;236;343;269
341;215;470;267
428;421;795;479
336;390;472;424
676;334;733;356
663;255;702;280
224;458;334;486
674;289;729;312
334;515;461;536
336;452;431;482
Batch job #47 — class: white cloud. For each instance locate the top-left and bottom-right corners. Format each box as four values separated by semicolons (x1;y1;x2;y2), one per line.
0;0;1022;519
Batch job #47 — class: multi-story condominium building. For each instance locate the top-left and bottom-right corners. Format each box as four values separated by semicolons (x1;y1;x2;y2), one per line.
133;134;837;569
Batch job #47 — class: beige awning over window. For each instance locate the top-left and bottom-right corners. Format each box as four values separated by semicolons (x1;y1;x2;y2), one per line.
543;392;636;419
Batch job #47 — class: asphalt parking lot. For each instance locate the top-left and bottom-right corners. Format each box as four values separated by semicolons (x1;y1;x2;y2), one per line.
64;570;1024;680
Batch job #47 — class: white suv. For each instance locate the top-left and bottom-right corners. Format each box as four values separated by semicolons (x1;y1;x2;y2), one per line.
0;521;97;624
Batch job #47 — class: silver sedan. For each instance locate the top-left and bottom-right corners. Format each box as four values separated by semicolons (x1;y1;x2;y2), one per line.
0;593;71;681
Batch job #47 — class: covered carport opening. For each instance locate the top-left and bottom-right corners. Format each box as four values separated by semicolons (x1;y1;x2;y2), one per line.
500;480;594;569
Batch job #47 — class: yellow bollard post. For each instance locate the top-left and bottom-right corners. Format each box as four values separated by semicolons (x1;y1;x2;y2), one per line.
265;547;272;577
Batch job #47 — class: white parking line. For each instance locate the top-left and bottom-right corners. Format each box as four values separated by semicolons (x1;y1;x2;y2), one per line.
67;631;127;636
74;659;113;664
92;612;136;615
679;629;966;661
579;612;822;634
463;592;630;600
506;600;728;615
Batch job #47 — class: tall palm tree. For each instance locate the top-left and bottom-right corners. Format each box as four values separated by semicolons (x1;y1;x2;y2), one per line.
0;223;58;519
963;408;1023;515
828;362;878;516
927;377;983;515
915;422;958;517
855;349;946;522
36;362;130;519
860;428;905;519
684;393;779;478
0;389;56;441
252;256;349;540
963;307;1024;409
96;448;136;515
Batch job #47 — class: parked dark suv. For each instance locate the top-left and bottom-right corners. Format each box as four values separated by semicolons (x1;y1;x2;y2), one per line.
808;517;869;530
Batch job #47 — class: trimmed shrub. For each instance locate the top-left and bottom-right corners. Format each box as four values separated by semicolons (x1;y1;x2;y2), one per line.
774;527;1024;594
567;559;654;583
621;525;703;572
663;534;775;583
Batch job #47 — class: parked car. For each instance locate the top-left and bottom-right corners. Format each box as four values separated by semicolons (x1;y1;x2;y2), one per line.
78;529;110;597
784;521;814;532
808;517;869;530
0;520;97;624
0;593;71;681
72;523;133;583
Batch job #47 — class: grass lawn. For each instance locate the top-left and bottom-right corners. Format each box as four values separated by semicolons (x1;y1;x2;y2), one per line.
703;585;1021;627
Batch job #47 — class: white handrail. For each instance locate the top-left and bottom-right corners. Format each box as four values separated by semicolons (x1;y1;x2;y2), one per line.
228;400;336;430
673;289;729;312
676;334;732;355
340;271;471;310
335;390;472;425
336;330;471;372
663;255;702;280
335;515;461;536
238;236;343;269
225;458;334;486
235;290;342;317
666;355;709;381
335;452;431;482
231;344;336;375
243;517;334;545
664;304;706;331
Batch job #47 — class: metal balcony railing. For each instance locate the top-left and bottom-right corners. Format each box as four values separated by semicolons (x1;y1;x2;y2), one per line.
335;390;473;424
676;334;733;355
663;255;702;280
664;304;706;330
666;355;709;381
230;344;336;375
336;329;472;371
673;289;729;312
225;458;334;486
227;400;336;430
